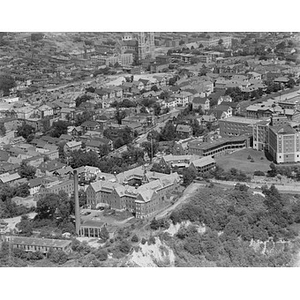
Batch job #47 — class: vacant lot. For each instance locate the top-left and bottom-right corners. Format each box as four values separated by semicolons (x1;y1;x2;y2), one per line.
215;148;271;174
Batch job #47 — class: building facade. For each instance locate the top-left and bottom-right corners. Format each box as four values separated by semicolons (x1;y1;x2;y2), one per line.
219;116;262;138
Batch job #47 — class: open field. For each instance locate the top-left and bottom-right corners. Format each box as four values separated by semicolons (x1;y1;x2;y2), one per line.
215;148;271;174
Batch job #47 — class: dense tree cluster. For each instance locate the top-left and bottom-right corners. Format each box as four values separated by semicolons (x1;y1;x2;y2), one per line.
0;74;16;95
0;183;33;218
169;185;300;266
69;145;145;174
50;120;70;138
16;123;35;142
207;166;251;182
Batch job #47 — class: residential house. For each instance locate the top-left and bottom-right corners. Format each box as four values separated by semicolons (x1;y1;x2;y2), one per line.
64;140;82;154
81;120;101;134
37;160;66;176
209;104;233;120
176;124;193;139
170;92;193;107
0;172;21;185
60;107;75;121
86;138;113;154
28;177;43;195
192;97;210;111
37;104;53;118
67;126;83;137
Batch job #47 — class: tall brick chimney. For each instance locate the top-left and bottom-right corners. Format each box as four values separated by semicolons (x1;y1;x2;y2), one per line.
73;170;81;236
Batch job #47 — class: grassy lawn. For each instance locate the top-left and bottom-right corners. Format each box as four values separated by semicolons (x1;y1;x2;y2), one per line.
215;148;271;175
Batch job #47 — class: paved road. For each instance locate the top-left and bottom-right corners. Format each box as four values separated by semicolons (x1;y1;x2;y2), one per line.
211;179;300;194
156;182;205;219
3;212;37;232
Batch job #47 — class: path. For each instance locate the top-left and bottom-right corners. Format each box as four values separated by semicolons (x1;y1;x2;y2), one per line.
3;212;37;232
156;182;205;219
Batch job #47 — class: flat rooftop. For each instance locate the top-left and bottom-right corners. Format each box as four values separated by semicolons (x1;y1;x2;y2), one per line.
219;116;262;125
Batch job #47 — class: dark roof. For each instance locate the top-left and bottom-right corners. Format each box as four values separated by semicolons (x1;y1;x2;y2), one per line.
60;134;73;141
176;124;192;133
0;150;9;162
269;124;296;135
81;120;100;128
28;177;43;188
193;97;209;104
38;160;66;172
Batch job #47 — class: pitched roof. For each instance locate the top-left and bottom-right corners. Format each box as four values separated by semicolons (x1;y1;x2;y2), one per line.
176;124;192;133
191;156;216;168
193;97;209;104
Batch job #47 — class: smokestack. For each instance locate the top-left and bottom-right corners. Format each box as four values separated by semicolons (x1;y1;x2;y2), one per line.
73;170;80;236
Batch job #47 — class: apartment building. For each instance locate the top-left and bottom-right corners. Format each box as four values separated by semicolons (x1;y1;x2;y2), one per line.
252;120;271;151
268;124;300;164
219;116;262;138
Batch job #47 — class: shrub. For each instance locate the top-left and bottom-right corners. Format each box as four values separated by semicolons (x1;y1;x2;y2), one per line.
131;234;139;243
148;236;156;245
95;249;108;261
141;238;147;245
254;170;265;176
250;158;255;163
118;240;131;254
247;155;252;160
48;250;68;265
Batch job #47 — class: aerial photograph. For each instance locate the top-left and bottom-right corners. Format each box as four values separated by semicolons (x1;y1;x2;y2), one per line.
1;31;300;270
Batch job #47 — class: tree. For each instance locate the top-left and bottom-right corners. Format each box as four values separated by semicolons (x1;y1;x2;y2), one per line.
69;150;99;168
182;167;197;187
153;103;161;116
14;183;30;197
50;120;69;138
99;144;110;157
151;85;159;92
74;111;94;126
160;121;176;141
36;193;60;220
159;91;169;100
99;226;110;241
147;130;161;142
140;106;147;114
115;108;126;125
16;124;35;142
114;137;125;149
141;141;159;162
0;74;16;95
94;249;108;261
131;234;139;243
48;249;68;265
118;240;131;254
18;162;36;180
150;218;160;230
16;215;33;236
75;94;92;107
0;122;6;136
